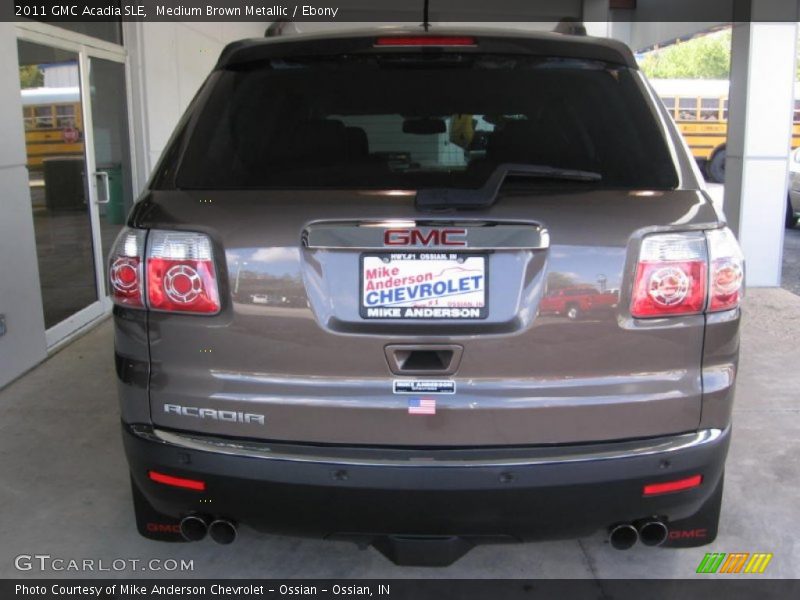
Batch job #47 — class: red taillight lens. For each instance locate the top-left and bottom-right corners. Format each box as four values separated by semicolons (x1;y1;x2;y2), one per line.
707;228;744;312
375;36;476;47
643;474;703;496
147;231;220;314
110;228;221;314
148;470;206;491
631;234;708;318
631;229;743;318
108;228;146;308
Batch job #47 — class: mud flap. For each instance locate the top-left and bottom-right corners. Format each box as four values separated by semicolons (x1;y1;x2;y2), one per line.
130;475;187;542
663;473;724;548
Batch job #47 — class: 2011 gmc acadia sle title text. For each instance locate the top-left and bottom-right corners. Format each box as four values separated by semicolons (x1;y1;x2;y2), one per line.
111;28;743;566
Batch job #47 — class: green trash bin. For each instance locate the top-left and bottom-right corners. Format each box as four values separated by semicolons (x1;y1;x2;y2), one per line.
98;164;125;224
42;157;86;211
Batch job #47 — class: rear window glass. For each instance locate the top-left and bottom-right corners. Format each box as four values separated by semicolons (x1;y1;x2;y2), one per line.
168;55;678;190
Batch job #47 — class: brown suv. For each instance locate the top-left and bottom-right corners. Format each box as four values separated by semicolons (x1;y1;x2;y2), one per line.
111;29;744;566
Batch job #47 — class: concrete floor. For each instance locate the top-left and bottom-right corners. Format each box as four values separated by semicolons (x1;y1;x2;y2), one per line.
0;288;798;579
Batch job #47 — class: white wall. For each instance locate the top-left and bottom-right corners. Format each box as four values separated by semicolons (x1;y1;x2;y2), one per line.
42;63;79;87
125;22;266;192
627;21;724;52
617;0;729;50
724;19;798;286
0;22;48;388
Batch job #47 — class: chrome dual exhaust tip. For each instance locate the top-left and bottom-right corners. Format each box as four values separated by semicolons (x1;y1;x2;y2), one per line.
179;515;208;542
637;519;669;547
608;523;639;550
208;519;237;545
609;519;668;550
179;515;237;544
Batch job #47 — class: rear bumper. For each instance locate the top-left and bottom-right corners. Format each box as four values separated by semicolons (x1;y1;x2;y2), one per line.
123;423;729;541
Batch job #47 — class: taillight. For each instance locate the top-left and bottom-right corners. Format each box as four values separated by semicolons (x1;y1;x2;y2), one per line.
109;228;146;308
631;228;744;318
706;228;744;312
631;233;707;318
374;36;476;47
110;228;221;314
146;231;220;314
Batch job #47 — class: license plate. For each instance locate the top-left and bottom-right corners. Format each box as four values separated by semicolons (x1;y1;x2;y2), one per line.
360;253;487;319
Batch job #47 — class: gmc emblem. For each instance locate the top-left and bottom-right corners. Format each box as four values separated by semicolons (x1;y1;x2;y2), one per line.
383;228;467;247
668;528;708;540
146;522;181;534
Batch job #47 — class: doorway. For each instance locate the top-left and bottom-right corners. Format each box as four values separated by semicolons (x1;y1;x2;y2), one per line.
16;32;133;347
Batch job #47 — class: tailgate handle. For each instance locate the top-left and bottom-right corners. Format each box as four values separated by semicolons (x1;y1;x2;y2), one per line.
384;345;463;375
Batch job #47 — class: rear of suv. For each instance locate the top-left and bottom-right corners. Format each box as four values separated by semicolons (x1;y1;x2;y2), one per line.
112;29;743;565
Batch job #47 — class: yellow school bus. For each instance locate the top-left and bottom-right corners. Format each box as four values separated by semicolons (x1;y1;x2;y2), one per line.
651;79;800;183
21;86;84;171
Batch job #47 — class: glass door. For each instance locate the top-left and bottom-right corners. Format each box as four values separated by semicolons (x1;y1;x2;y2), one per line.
17;40;103;343
16;33;133;347
86;56;135;301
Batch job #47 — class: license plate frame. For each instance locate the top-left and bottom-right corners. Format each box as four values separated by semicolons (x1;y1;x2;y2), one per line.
360;252;488;320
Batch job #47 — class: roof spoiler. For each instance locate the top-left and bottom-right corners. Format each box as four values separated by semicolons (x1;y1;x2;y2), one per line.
217;32;637;70
554;18;587;36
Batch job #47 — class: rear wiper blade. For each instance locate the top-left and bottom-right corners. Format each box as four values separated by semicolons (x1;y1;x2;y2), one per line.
416;163;602;210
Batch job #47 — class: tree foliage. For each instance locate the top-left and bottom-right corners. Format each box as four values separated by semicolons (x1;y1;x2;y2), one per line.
641;28;800;81
19;65;43;89
546;272;579;291
639;30;732;80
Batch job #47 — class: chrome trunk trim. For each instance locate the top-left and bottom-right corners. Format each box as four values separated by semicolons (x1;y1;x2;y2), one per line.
303;220;550;250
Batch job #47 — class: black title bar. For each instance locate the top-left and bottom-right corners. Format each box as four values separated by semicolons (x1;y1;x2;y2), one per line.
3;579;800;600
3;0;800;23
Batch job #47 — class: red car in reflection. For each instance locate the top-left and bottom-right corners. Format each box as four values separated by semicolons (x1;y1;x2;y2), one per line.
540;286;619;320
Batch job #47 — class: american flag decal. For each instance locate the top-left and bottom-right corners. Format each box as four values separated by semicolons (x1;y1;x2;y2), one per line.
408;397;436;415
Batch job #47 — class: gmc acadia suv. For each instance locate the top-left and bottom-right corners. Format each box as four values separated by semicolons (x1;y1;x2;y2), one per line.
111;29;744;566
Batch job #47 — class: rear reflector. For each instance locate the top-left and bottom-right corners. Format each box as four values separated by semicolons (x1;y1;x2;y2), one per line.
375;36;476;47
643;474;703;496
148;470;206;491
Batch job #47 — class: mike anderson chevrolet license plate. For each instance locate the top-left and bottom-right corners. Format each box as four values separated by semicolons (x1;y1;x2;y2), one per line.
360;253;487;319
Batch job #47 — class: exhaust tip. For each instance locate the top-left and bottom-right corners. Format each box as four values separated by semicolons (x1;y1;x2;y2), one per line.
638;520;669;547
208;519;237;545
609;523;638;550
179;515;208;542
